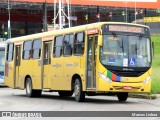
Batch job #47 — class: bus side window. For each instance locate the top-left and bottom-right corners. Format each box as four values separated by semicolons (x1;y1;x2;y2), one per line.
33;39;42;59
23;40;32;60
63;34;74;56
6;43;14;61
74;32;84;55
53;36;63;58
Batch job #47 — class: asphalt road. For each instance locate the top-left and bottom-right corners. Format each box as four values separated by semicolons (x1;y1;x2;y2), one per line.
0;86;160;120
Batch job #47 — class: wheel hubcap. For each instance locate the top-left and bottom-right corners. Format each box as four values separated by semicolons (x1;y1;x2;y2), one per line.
26;81;31;94
75;83;79;97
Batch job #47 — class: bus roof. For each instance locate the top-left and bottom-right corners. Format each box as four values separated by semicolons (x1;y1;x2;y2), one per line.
7;22;149;43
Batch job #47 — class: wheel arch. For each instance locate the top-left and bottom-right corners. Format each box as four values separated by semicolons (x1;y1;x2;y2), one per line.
24;75;32;89
71;74;83;91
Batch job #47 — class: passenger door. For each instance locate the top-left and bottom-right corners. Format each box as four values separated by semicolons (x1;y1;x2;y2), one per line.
15;45;22;88
43;42;52;89
86;35;98;89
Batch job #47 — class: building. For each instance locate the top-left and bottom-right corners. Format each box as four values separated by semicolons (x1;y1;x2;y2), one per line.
0;0;160;39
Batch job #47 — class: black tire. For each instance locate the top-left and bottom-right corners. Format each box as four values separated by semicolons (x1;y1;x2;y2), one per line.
74;78;85;102
25;77;42;97
58;91;73;97
117;92;128;102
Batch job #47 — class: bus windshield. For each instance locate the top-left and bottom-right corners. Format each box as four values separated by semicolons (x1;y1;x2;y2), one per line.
0;49;5;76
100;34;151;68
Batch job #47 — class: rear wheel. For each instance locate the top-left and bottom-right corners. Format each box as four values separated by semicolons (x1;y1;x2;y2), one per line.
58;91;73;97
117;92;128;102
74;78;85;102
25;77;42;97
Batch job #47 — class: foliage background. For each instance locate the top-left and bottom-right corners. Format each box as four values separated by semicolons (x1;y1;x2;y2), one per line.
151;35;160;94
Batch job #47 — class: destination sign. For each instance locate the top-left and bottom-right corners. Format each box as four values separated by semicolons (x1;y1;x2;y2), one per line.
108;25;144;34
86;29;99;35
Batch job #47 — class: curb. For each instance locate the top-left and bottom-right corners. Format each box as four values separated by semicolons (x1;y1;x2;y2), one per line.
129;94;157;100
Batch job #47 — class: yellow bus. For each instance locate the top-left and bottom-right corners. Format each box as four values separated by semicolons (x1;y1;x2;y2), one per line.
5;22;152;102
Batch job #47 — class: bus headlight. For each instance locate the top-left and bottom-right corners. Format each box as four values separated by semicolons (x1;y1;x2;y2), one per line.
98;72;112;83
143;76;151;84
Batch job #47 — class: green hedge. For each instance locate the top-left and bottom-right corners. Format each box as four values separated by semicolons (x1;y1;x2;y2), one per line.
151;35;160;94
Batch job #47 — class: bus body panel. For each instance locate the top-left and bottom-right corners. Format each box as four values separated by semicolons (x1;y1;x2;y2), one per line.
43;62;52;89
32;59;42;89
51;57;65;90
18;60;32;89
51;56;86;90
24;59;42;90
5;61;15;88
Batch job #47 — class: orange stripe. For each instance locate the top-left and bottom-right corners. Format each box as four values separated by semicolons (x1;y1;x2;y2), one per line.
11;0;160;8
112;73;117;81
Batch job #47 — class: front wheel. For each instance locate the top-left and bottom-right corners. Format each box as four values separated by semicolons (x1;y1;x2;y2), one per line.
117;92;128;102
25;77;42;97
74;78;85;102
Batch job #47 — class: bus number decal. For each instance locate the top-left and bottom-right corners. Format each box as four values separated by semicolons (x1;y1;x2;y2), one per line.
74;62;79;67
52;64;61;68
66;64;73;67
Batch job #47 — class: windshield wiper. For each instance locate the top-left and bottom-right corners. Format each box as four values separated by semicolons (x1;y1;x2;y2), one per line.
112;32;117;37
112;32;125;56
136;35;144;51
139;34;143;39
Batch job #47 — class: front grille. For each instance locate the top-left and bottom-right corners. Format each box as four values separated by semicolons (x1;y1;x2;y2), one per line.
111;70;145;77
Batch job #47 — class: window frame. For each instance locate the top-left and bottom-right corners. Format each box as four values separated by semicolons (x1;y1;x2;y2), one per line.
53;35;63;58
23;40;32;60
6;43;14;62
32;38;42;59
73;32;85;56
63;33;74;56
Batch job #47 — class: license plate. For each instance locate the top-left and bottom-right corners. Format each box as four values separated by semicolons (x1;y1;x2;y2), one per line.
123;86;132;90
